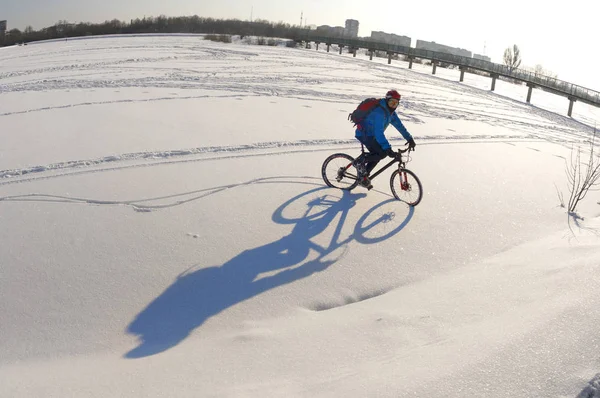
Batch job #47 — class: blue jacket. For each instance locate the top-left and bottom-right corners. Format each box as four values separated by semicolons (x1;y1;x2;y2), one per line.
355;99;413;150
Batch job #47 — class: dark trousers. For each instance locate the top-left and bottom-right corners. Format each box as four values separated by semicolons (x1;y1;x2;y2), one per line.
356;135;387;174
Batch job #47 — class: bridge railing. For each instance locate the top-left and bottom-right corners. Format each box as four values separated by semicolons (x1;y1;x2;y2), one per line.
295;34;600;106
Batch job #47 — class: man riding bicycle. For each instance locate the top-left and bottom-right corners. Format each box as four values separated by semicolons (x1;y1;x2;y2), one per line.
353;89;416;189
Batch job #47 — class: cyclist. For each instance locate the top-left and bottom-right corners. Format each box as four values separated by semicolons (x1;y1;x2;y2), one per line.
353;89;416;189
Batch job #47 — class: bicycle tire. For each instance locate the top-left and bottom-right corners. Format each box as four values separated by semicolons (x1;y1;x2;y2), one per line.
390;168;423;206
321;153;360;191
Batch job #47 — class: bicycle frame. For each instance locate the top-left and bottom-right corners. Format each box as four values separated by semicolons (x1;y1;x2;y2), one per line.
368;157;404;181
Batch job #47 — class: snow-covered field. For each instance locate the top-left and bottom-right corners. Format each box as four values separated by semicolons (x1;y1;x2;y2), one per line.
1;35;599;398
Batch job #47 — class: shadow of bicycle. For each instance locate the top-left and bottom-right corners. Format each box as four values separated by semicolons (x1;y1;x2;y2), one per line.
577;373;600;398
125;186;414;358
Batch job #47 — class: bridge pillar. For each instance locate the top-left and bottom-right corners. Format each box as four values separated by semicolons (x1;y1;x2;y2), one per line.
491;74;498;91
568;97;577;117
327;43;330;53
369;50;374;61
353;48;357;57
408;57;414;69
459;66;466;82
387;52;393;64
526;83;535;103
316;42;319;51
339;45;344;55
432;62;437;75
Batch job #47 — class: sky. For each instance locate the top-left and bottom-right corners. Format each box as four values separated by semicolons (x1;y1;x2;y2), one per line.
2;0;599;90
1;35;600;397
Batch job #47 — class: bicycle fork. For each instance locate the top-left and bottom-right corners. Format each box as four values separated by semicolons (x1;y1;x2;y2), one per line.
398;164;410;191
400;171;410;191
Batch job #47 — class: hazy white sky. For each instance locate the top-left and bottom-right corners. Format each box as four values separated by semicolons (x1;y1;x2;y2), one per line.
2;0;599;90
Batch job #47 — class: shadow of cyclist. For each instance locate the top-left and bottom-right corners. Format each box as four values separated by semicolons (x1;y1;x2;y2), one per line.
125;187;366;358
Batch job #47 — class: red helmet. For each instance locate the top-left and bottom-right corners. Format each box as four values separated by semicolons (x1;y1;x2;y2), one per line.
385;89;401;100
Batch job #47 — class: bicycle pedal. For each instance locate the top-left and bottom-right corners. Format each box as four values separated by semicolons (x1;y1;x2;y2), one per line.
359;179;373;190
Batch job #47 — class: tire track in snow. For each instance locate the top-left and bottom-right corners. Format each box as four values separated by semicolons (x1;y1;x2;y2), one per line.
0;135;554;185
0;176;323;212
0;93;260;117
0;138;365;179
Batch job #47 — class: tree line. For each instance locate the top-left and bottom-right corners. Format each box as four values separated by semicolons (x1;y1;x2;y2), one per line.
2;16;556;79
0;16;310;47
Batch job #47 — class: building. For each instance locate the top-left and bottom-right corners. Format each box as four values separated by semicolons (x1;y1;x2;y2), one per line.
415;39;472;58
370;31;411;47
316;25;347;36
0;20;7;33
473;53;491;62
332;26;345;36
345;19;359;37
316;25;333;35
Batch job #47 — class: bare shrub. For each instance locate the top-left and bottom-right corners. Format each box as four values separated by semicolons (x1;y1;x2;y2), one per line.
565;127;600;214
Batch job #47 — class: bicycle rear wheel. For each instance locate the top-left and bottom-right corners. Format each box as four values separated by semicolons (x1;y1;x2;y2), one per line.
321;153;360;191
390;168;423;206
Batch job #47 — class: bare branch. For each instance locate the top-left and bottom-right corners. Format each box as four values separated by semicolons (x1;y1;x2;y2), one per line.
566;125;600;213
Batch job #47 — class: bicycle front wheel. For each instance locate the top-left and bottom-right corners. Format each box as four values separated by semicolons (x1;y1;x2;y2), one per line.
321;153;359;191
390;168;423;206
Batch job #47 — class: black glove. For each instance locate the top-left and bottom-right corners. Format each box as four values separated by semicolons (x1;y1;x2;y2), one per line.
406;139;416;151
386;148;396;158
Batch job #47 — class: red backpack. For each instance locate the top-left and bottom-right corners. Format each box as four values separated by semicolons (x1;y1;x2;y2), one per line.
348;98;384;128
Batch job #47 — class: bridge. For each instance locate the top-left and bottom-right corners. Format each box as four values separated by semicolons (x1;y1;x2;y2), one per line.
292;34;600;117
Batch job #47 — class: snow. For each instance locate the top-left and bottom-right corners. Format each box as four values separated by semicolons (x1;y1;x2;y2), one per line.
1;35;599;397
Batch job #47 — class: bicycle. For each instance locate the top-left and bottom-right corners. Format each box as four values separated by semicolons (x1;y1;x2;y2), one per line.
321;147;423;206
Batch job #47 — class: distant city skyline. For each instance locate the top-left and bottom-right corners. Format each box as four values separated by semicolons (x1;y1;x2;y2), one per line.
2;0;599;91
